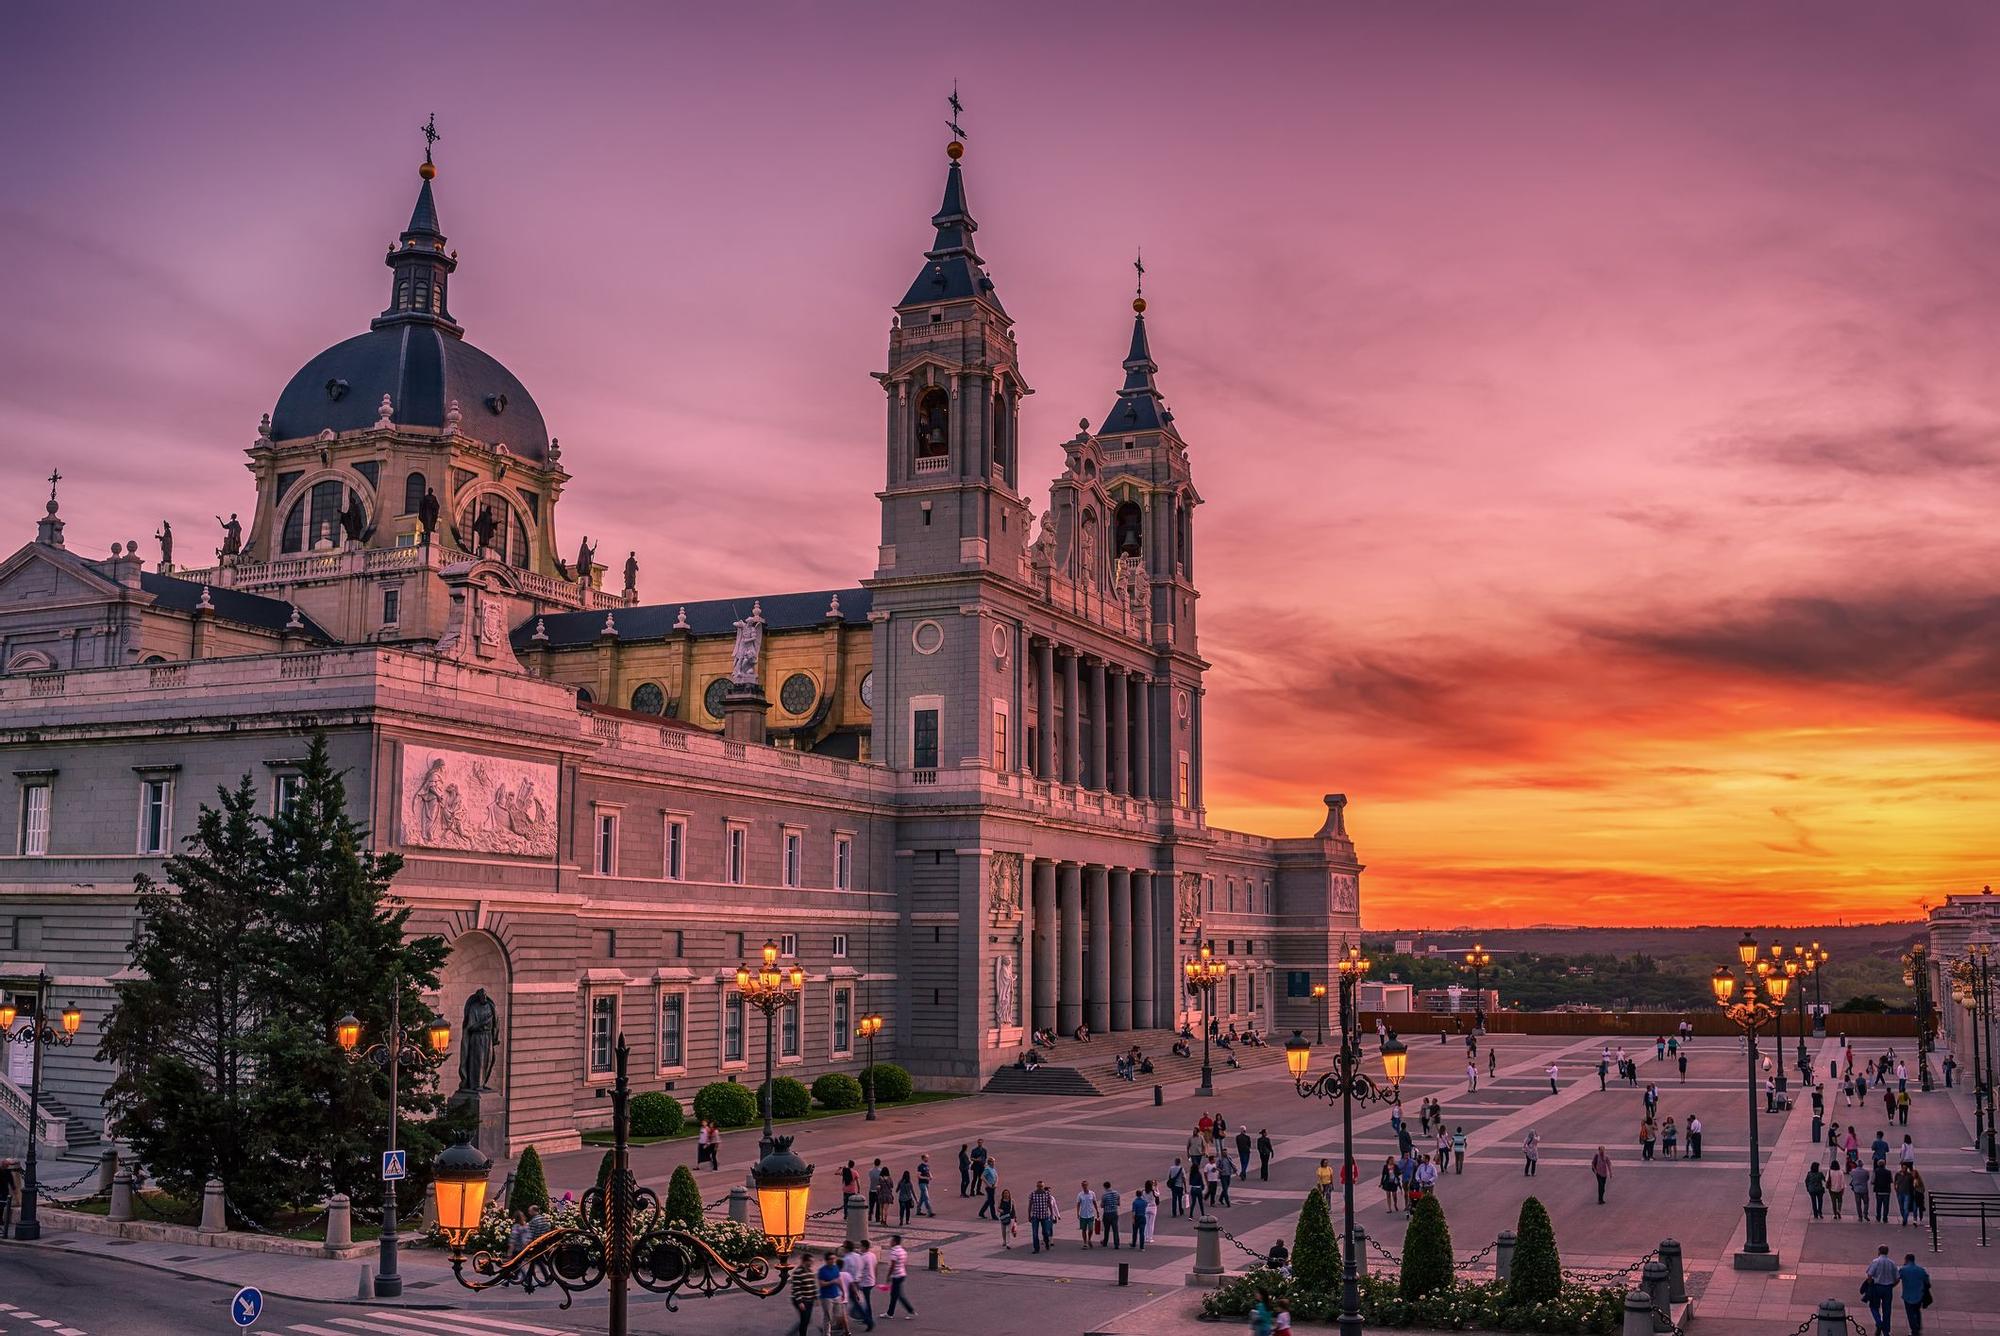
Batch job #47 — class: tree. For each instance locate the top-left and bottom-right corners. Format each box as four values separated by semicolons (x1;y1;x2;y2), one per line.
99;778;280;1216
1400;1194;1454;1300
511;1145;551;1216
1290;1187;1340;1291
1834;995;1890;1014
665;1164;704;1229
1508;1196;1562;1304
242;735;450;1212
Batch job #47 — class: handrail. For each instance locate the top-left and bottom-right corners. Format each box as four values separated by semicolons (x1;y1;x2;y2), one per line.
0;1069;68;1151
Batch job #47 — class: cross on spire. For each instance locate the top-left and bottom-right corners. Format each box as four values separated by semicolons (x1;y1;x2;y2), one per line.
420;112;440;164
1134;249;1145;298
946;82;967;142
46;468;61;504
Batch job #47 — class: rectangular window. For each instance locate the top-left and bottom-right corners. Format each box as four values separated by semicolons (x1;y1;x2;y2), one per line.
1178;752;1192;807
1250;972;1259;1012
595;810;619;875
781;997;800;1057
19;783;50;856
382;588;400;626
833;986;853;1054
659;992;685;1069
912;708;940;769
779;933;798;958
832;933;849;959
726;824;747;885
273;773;302;818
667;929;684;958
588;994;617;1075
834;835;853;890
782;830;803;888
991;699;1009;771
664;817;686;880
138;778;172;855
723;991;745;1063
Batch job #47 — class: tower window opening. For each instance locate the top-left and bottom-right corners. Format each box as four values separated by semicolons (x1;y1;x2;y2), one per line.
915;388;949;461
402;472;427;515
396;279;410;310
1115;501;1144;558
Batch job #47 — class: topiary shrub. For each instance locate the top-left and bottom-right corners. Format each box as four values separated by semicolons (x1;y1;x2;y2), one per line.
1291;1185;1341;1291
510;1145;550;1216
1399;1193;1454;1300
665;1163;704;1229
630;1091;684;1138
859;1063;913;1102
1508;1195;1562;1305
812;1072;863;1110
693;1080;759;1129
757;1075;811;1120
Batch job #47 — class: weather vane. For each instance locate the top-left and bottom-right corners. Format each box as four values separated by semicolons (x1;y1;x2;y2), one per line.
946;81;967;142
420;112;440;164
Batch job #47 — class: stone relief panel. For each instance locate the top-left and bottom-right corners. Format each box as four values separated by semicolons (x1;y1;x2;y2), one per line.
401;746;557;857
1178;872;1202;933
1330;872;1359;914
989;852;1023;924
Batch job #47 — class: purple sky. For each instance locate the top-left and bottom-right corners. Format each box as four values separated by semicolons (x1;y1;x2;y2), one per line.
9;3;2000;924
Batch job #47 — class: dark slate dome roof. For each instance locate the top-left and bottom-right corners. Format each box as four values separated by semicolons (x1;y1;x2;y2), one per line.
270;325;550;463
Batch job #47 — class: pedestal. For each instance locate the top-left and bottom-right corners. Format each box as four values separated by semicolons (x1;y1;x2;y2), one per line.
722;685;771;745
1187;1216;1224;1287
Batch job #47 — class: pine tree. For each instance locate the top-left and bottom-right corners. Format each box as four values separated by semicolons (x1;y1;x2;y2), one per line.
1290;1187;1341;1291
1508;1196;1563;1304
511;1145;550;1216
665;1164;704;1229
1400;1194;1455;1300
99;777;280;1216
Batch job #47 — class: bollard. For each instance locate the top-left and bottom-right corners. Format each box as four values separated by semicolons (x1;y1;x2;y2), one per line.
357;1264;374;1299
1642;1259;1670;1331
1658;1238;1686;1304
1352;1226;1368;1279
198;1176;227;1233
1118;1261;1130;1286
1154;1084;1164;1107
1621;1289;1655;1336
727;1186;750;1224
1815;1299;1847;1336
323;1193;353;1251
97;1148;119;1195
1495;1229;1517;1287
420;1181;437;1233
844;1191;867;1241
928;1246;941;1272
1187;1216;1225;1287
107;1170;134;1224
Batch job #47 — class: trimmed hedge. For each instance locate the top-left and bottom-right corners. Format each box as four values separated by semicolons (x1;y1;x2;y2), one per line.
758;1075;811;1120
1201;1271;1623;1333
1510;1196;1562;1305
812;1072;863;1110
510;1145;550;1216
859;1063;913;1102
1400;1194;1454;1300
665;1164;704;1229
693;1080;759;1129
630;1091;684;1138
1291;1186;1340;1291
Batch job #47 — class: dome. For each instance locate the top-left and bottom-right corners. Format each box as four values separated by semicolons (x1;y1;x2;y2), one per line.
269;325;551;463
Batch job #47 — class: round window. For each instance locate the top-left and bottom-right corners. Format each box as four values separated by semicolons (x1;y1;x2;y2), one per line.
859;670;876;709
780;672;818;715
990;625;1010;660
703;677;733;719
912;619;945;655
630;683;665;715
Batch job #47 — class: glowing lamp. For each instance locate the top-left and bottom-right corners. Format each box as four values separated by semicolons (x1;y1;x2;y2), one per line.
0;1000;16;1031
1310;983;1327;1000
432;1135;494;1253
1737;932;1759;967
752;1135;814;1254
335;1013;363;1052
60;1003;81;1036
1764;972;1790;1006
735;964;752;990
1284;1031;1312;1079
1970;927;1995;960
1711;967;1737;1005
427;1017;452;1055
762;939;780;968
1380;1035;1407;1086
1783;959;1799;979
787;965;805;990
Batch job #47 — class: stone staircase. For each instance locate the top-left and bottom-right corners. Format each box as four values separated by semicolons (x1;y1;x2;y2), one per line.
983;1027;1293;1096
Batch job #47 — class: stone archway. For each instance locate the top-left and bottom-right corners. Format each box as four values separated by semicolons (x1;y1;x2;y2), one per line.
438;929;511;1158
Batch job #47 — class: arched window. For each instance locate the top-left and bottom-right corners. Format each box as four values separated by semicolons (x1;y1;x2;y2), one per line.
915;387;949;461
1175;503;1190;576
281;501;306;553
990;391;1008;474
630;683;665;715
403;472;426;515
575;685;594;705
141;654;168;665
458;494;531;567
1114;501;1143;557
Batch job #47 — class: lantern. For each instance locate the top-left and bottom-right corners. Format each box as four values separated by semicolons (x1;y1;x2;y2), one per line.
735;963;752;990
1380;1034;1408;1087
1285;1031;1312;1079
432;1135;494;1253
0;1000;16;1032
1764;971;1790;1006
1737;932;1758;966
335;1013;364;1052
1711;967;1736;1005
752;1135;814;1255
60;1002;81;1036
427;1016;453;1055
762;939;781;969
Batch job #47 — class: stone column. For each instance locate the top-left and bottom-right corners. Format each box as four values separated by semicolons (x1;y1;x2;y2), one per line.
1133;678;1152;801
1033;860;1058;1034
1087;865;1112;1033
1089;660;1109;791
1062;651;1083;787
1035;640;1056;779
1059;863;1084;1034
1109;868;1133;1031
1017;866;1034;1042
1107;666;1128;795
1190;688;1204;808
1132;870;1156;1030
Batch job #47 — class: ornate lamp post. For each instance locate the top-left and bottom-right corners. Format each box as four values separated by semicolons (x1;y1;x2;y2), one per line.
334;989;451;1297
1184;942;1228;1098
1461;943;1492;1031
435;1036;811;1336
1782;952;1806;1085
1901;945;1934;1091
1951;963;1984;1154
1806;941;1830;1037
736;940;806;1158
0;976;82;1241
1713;932;1790;1271
1968;927;1998;1172
857;1015;884;1120
1286;940;1406;1336
1765;943;1790;1097
1310;982;1328;1046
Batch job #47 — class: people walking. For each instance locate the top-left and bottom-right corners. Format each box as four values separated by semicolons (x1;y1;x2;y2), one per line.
1591;1146;1612;1203
978;1158;999;1220
816;1250;848;1335
1806;1161;1826;1218
1075;1181;1098;1247
1168;1157;1186;1217
790;1245;821;1336
1547;1062;1560;1094
1099;1181;1121;1249
1380;1156;1400;1212
1899;1253;1931;1336
1027;1180;1058;1253
896;1171;915;1226
1256;1129;1274;1181
1236;1127;1253;1178
1862;1245;1899;1335
1873;1161;1893;1223
1849;1163;1871;1225
915;1154;934;1216
844;1238;877;1332
1217;1150;1236;1206
997;1188;1017;1248
1451;1126;1466;1173
1523;1129;1541;1176
1468;1059;1479;1092
1129;1182;1150;1249
883;1236;917;1319
1827;1155;1845;1219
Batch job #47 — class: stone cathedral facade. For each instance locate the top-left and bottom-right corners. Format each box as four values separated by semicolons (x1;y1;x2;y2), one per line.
0;133;1361;1158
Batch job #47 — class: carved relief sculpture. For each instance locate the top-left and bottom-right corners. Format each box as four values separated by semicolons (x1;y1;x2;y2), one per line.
1178;871;1202;933
995;955;1018;1027
1330;873;1359;913
402;747;556;857
988;852;1022;923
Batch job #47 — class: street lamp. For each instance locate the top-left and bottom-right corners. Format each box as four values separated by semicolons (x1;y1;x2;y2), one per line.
1901;944;1933;1091
1806;941;1831;1037
1183;942;1228;1098
1;973;81;1241
857;1015;884;1120
437;1036;812;1335
1310;983;1328;1046
1968;927;1998;1173
1783;953;1806;1085
1766;943;1790;1097
1461;943;1492;1031
1713;932;1790;1271
736;939;806;1158
1951;962;1984;1154
334;987;450;1298
1286;940;1406;1336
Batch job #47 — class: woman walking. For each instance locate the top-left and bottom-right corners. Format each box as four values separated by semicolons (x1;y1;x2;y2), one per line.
896;1170;916;1227
1805;1161;1826;1219
997;1188;1018;1248
1591;1146;1613;1204
1523;1129;1541;1176
1827;1156;1846;1220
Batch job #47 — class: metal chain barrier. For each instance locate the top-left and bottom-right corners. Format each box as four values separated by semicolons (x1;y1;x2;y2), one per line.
703;1192;732;1211
1846;1318;1873;1336
33;1161;106;1204
223;1194;329;1240
1456;1240;1498;1268
1368;1236;1403;1270
1219;1227;1271;1265
1785;1317;1816;1336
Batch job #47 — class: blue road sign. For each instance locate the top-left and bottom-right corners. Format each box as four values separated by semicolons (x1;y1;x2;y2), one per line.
230;1286;263;1327
382;1149;407;1181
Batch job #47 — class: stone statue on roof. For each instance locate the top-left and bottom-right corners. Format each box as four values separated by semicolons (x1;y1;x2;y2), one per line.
623;551;639;593
471;504;497;553
216;513;242;557
729;606;764;686
575;536;595;583
154;521;173;570
417;488;440;544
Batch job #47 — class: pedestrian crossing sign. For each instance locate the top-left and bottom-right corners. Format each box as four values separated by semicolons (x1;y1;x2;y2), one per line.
382;1149;407;1181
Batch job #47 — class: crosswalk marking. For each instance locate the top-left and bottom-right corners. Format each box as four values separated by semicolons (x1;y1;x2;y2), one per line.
360;1310;581;1336
279;1312;580;1336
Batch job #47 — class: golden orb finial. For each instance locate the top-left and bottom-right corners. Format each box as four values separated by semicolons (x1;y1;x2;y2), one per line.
1133;296;1147;314
419;160;437;180
946;140;964;161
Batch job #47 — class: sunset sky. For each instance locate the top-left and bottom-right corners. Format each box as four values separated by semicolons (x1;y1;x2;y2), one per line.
6;3;1998;927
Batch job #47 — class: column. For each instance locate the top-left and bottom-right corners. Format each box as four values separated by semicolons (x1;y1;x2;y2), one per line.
1190;688;1204;809
1107;667;1128;796
1062;651;1082;787
1032;860;1057;1034
1133;678;1152;801
1035;640;1055;779
1017;864;1034;1037
1132;870;1156;1030
1089;660;1109;791
1058;862;1083;1035
1087;865;1112;1033
1109;868;1133;1031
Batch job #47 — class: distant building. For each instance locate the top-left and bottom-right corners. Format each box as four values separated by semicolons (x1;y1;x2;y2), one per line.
1925;884;1998;1064
1415;985;1500;1015
1359;981;1414;1013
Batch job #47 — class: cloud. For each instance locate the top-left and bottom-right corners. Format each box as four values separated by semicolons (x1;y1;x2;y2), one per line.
1711;419;2000;482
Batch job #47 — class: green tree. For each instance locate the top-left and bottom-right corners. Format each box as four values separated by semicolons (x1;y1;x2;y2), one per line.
629;1091;683;1137
1508;1196;1562;1304
665;1164;704;1229
243;735;450;1212
98;778;281;1216
511;1145;550;1216
1399;1194;1454;1300
1290;1186;1341;1291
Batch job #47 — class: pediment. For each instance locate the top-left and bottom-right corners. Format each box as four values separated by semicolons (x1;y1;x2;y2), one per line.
0;544;127;609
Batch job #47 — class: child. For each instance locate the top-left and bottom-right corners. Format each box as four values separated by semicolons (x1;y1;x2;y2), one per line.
1273;1303;1293;1333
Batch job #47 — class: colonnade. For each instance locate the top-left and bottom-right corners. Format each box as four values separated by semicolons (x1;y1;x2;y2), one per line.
1020;858;1173;1036
1029;639;1157;800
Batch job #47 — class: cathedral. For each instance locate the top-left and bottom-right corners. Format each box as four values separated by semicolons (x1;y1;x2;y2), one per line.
0;124;1362;1158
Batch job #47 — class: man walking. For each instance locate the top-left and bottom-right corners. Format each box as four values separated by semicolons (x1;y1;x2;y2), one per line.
1547;1062;1560;1094
1899;1253;1930;1335
1099;1181;1121;1249
1677;1051;1687;1082
1686;1114;1702;1159
1167;1157;1186;1217
979;1157;999;1219
916;1154;934;1216
1256;1129;1274;1181
1217;1149;1236;1206
1451;1125;1467;1173
883;1235;916;1320
1591;1145;1612;1203
1863;1245;1899;1335
1236;1126;1254;1178
1027;1180;1059;1253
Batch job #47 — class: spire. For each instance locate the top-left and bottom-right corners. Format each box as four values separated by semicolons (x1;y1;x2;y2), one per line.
899;89;1005;313
374;115;462;336
36;467;64;548
1099;269;1171;435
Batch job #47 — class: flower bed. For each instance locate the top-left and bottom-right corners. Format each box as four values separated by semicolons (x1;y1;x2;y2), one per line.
1200;1270;1624;1333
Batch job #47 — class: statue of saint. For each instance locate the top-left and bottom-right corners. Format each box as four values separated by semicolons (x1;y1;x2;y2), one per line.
996;956;1017;1027
623;550;639;593
575;536;596;583
729;611;763;686
338;494;365;542
417;488;441;545
458;987;499;1094
216;513;242;557
472;504;497;553
154;520;173;569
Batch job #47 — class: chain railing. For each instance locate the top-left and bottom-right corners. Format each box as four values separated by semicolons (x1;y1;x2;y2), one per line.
1565;1247;1657;1286
223;1194;330;1241
33;1161;106;1204
1219;1227;1271;1265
